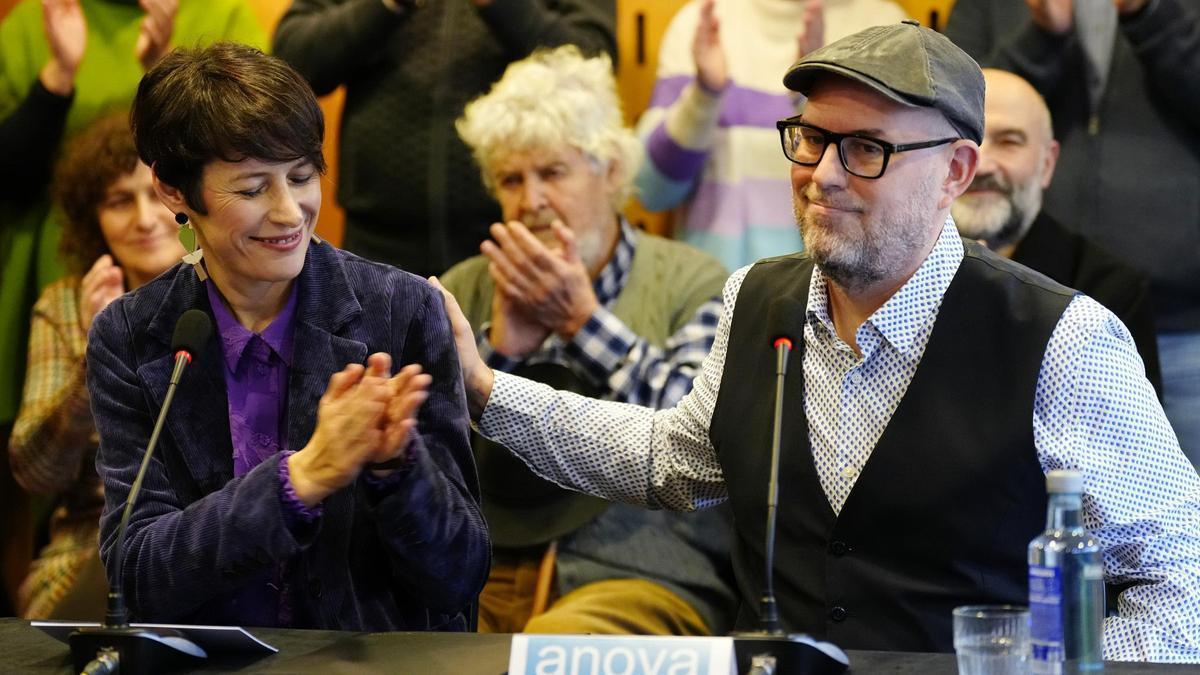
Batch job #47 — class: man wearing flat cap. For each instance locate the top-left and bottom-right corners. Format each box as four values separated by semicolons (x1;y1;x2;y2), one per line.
434;22;1200;660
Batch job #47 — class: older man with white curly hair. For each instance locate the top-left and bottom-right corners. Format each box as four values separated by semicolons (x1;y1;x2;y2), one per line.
436;45;736;637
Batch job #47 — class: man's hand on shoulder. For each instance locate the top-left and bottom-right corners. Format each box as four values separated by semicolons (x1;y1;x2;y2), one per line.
429;276;495;421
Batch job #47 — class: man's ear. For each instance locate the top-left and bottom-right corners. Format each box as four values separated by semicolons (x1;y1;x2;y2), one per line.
151;167;190;215
938;140;980;210
1040;139;1060;190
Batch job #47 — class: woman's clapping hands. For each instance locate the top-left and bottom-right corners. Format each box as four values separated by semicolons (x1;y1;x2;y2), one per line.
288;353;431;507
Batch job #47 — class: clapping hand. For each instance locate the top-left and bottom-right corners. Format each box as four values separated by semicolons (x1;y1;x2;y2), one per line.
135;0;177;71
289;354;430;506
1025;0;1074;34
692;0;727;94
39;0;86;96
797;0;824;58
480;220;598;341
1026;0;1148;36
79;255;125;333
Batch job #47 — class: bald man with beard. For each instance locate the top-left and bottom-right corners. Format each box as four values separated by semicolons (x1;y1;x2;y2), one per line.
952;68;1161;394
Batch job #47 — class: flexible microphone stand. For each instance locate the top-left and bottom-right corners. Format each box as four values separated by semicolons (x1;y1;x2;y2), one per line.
70;310;212;675
731;300;847;675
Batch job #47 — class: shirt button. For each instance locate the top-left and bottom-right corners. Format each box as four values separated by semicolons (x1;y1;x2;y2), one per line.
830;606;848;622
848;371;863;385
840;466;858;480
829;540;849;556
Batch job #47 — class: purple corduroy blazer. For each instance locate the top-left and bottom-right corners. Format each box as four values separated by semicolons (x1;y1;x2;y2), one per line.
87;241;489;631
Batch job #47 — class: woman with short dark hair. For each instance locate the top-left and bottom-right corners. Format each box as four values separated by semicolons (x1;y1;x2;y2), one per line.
88;43;488;630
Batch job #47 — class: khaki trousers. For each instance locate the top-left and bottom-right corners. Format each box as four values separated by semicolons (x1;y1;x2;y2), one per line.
478;543;710;636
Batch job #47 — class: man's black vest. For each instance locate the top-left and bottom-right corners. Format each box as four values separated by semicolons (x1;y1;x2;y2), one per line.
709;241;1075;652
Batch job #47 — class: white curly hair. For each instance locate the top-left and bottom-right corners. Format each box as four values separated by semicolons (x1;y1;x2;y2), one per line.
456;45;641;210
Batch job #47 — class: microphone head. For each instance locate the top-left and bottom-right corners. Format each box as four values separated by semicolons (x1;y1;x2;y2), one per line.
171;309;212;359
766;298;805;348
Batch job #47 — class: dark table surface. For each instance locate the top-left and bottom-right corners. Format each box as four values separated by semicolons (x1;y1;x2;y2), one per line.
5;618;1196;674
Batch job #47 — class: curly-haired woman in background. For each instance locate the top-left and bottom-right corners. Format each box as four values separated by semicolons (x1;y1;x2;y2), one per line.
9;111;183;619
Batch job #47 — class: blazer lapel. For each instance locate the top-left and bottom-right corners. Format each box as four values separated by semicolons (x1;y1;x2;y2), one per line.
285;242;366;454
137;266;232;498
139;339;232;498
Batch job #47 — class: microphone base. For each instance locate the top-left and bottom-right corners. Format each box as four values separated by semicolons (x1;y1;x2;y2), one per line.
731;631;849;675
69;625;205;675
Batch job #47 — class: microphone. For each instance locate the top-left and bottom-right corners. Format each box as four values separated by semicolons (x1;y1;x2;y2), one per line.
732;299;848;675
759;298;803;635
70;309;212;675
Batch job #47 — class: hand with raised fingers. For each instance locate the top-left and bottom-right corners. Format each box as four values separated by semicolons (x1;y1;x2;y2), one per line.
1113;0;1150;15
692;0;728;94
1026;0;1075;35
480;220;598;340
487;284;550;358
368;361;432;475
135;0;178;71
79;255;125;333
39;0;86;96
797;0;825;59
288;358;391;506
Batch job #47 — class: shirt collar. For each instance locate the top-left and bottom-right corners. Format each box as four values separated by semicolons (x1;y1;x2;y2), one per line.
807;217;964;356
593;218;638;307
205;280;299;372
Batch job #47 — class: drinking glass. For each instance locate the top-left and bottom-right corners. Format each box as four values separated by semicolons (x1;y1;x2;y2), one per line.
952;605;1031;675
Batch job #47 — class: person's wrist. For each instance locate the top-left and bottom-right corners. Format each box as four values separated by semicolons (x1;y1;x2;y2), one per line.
696;72;728;97
487;321;542;359
287;448;332;507
368;452;408;471
558;301;597;340
39;60;76;97
466;366;495;421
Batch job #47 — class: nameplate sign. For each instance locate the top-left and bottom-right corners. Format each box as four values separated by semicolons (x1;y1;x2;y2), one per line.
509;634;736;675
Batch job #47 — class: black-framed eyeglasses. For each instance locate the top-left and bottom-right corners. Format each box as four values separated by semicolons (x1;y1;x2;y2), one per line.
776;117;959;179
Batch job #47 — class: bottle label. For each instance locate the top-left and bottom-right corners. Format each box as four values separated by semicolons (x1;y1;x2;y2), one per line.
1029;563;1065;669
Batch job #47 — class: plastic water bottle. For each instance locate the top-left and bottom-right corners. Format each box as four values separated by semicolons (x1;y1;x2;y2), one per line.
1028;470;1104;673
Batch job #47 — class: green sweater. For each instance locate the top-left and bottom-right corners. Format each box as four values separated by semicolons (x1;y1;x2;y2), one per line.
0;0;265;423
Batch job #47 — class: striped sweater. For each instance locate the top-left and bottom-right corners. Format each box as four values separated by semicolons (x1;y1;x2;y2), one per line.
634;0;908;271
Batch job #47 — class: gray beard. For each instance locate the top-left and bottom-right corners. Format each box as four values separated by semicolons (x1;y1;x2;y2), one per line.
796;177;939;295
952;178;1043;251
959;200;1025;249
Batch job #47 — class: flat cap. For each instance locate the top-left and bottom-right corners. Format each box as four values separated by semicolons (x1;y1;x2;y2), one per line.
783;20;984;144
